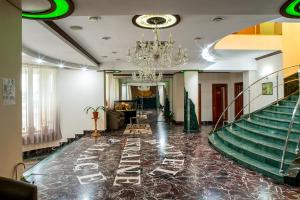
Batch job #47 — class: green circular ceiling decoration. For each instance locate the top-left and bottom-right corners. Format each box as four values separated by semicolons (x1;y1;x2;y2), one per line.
22;0;74;20
280;0;300;18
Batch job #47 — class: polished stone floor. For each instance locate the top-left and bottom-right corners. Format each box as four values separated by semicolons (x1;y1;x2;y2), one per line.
24;111;300;200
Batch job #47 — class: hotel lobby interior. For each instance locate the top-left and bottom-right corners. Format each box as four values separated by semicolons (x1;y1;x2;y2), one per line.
1;0;300;199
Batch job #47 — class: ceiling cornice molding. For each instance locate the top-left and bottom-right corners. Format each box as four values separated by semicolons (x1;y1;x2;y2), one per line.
255;50;282;61
22;46;98;70
41;20;101;67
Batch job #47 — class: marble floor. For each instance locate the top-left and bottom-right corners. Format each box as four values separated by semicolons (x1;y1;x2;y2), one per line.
24;111;300;200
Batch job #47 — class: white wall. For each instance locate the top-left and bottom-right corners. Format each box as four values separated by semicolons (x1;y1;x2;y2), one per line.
172;73;184;122
243;53;284;112
0;1;22;178
57;70;105;140
199;73;243;122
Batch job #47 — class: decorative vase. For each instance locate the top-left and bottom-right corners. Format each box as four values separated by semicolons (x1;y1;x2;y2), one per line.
91;112;100;138
93;112;99;119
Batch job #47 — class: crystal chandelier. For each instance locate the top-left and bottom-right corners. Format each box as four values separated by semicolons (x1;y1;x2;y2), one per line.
132;68;163;83
127;25;188;69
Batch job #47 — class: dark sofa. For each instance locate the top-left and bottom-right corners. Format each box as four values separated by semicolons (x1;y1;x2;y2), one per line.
0;176;37;200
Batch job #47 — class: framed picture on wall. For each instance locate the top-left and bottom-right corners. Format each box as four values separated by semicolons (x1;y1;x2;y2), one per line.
2;78;16;105
262;82;273;95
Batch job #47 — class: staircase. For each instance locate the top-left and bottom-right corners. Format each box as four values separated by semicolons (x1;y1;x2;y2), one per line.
209;93;300;185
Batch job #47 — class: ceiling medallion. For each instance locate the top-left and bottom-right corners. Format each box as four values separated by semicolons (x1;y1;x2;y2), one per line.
280;0;300;18
132;15;180;29
22;0;74;20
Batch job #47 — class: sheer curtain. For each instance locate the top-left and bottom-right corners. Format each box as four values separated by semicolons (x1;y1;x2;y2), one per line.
22;64;61;145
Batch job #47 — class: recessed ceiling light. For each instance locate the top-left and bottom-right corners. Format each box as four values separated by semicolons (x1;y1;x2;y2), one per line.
58;63;64;68
114;70;121;73
70;26;83;30
194;37;202;41
88;16;101;22
101;36;111;40
211;17;224;22
35;58;45;64
81;67;88;71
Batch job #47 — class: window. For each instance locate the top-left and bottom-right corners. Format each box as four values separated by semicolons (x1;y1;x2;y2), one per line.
22;65;61;145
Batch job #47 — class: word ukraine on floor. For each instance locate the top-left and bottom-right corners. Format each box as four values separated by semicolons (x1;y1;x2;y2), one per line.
113;137;141;186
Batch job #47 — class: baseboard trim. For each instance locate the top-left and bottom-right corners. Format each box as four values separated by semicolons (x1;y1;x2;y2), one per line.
172;120;184;125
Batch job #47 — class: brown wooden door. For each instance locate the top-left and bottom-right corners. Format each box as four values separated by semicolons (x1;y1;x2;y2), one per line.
198;84;201;127
212;84;228;124
234;82;244;119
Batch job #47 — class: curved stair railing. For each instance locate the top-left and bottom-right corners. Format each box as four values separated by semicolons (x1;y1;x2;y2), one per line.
211;65;300;174
279;94;300;174
212;65;300;133
229;80;299;128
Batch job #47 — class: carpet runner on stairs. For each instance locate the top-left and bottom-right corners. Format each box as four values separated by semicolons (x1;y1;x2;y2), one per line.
209;93;300;185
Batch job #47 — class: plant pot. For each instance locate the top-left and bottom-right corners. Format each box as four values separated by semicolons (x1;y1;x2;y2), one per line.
93;112;99;119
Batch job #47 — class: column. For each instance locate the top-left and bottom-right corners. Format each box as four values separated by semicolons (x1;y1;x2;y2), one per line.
184;71;200;133
0;1;22;178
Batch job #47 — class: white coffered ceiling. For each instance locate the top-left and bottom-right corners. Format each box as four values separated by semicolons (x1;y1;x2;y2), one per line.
21;0;288;71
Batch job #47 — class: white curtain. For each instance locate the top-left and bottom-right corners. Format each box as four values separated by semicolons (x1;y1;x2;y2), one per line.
22;64;61;145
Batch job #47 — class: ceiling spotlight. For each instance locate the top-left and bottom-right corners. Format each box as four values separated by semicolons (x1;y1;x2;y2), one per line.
81;67;88;71
101;36;111;40
88;16;101;22
35;58;45;64
211;16;224;22
194;37;202;41
58;63;64;68
70;26;83;30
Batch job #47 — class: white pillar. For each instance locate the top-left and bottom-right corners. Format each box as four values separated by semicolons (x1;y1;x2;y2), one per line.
184;71;200;133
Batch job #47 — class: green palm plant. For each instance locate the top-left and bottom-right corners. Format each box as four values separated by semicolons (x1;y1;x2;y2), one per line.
84;106;105;114
84;106;106;119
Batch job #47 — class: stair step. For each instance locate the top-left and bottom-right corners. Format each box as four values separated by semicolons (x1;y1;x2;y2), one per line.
234;123;298;150
224;127;296;160
252;114;300;129
268;105;300;114
242;118;300;138
208;134;284;182
216;130;292;169
280;100;298;106
288;95;300;101
260;110;300;121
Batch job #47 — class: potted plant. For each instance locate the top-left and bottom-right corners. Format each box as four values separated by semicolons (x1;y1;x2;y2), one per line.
84;106;106;138
84;106;105;119
166;111;174;124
